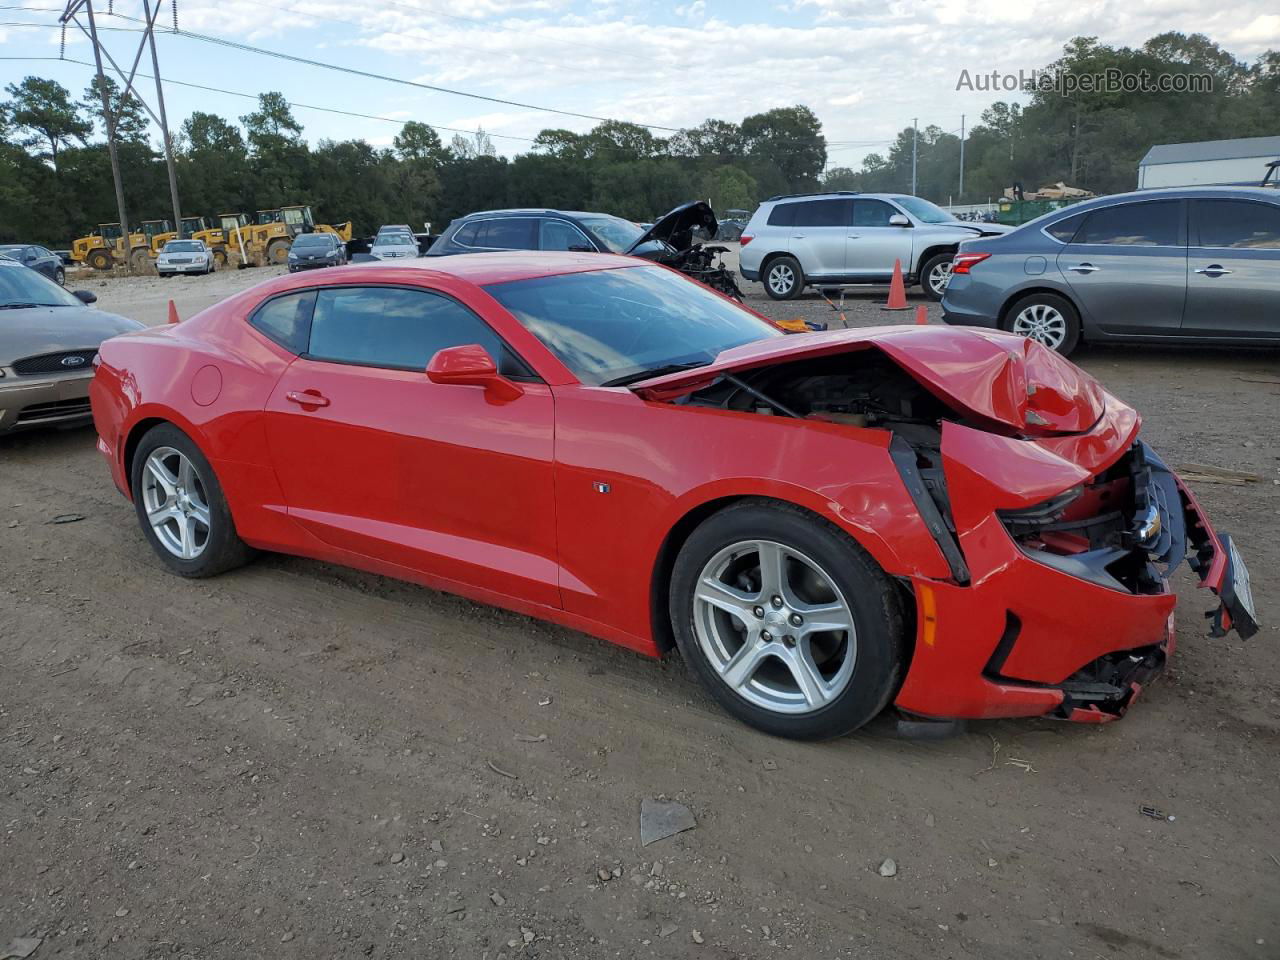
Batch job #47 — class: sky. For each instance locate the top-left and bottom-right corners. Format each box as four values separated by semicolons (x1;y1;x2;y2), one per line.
2;0;1279;170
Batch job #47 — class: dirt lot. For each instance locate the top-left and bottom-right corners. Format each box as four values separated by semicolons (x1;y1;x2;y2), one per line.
3;256;1278;959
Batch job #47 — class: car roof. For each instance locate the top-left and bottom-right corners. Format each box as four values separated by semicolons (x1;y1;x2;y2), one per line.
457;209;618;221
1040;185;1280;219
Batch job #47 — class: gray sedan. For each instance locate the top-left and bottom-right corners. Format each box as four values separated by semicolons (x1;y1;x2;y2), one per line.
0;259;142;434
941;187;1280;354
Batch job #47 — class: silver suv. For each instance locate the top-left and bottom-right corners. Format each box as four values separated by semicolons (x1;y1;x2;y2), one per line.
739;192;1011;301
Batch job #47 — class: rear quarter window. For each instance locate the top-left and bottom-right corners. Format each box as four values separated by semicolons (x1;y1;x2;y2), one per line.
767;203;797;227
249;290;316;355
1044;212;1085;243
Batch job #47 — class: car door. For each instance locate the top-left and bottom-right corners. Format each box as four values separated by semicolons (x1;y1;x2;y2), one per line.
1056;199;1187;336
261;283;561;608
787;198;853;280
1183;198;1280;339
845;199;915;280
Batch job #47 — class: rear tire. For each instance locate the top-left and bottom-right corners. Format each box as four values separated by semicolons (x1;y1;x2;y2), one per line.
1004;291;1081;355
763;255;804;301
130;424;255;578
669;500;905;740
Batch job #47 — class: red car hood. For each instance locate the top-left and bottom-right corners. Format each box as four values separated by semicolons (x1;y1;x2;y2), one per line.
632;325;1106;435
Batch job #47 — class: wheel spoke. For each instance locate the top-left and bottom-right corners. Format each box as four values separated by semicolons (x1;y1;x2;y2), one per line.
780;643;829;709
178;514;199;559
721;637;771;690
755;541;787;601
794;600;853;638
147;504;178;529
146;457;178;496
695;577;756;621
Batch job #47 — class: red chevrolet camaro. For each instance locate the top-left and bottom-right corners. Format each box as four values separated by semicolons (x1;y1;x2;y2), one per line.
89;252;1258;739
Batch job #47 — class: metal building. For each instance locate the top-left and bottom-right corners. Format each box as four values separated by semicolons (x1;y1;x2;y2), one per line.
1138;136;1280;189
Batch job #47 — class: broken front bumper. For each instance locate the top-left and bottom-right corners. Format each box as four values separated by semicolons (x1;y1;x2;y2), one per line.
894;424;1259;723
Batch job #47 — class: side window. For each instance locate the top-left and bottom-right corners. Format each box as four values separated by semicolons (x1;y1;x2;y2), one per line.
476;218;536;250
539;219;593;251
1195;200;1280;249
453;222;479;247
792;199;852;227
249;290;316;355
852;199;895;227
767;203;797;227
1045;212;1085;243
306;286;530;377
1074;201;1181;247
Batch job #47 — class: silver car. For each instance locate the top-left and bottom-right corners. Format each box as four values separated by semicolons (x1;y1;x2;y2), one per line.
157;239;214;276
0;259;142;433
738;192;1011;301
369;233;419;260
941;187;1280;355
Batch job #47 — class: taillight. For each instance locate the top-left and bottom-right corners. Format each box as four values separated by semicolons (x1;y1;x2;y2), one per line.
739;234;753;247
950;252;990;274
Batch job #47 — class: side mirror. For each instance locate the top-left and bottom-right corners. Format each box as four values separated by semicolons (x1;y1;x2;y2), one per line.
426;344;523;401
888;214;911;227
73;289;97;304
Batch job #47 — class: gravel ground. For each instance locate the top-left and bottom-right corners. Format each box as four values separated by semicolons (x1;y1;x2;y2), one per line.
3;252;1278;959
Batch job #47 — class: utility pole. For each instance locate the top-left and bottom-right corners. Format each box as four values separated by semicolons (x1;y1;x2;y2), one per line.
81;0;132;273
959;114;965;200
911;118;918;195
60;0;184;262
142;0;181;236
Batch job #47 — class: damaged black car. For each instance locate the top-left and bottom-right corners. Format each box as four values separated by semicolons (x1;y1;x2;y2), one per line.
426;201;745;301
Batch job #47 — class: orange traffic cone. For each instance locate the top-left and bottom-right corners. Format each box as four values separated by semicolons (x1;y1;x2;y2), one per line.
881;259;910;311
167;299;180;325
914;305;928;326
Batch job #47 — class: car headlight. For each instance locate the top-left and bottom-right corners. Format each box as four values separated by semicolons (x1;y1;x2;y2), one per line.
288;252;298;260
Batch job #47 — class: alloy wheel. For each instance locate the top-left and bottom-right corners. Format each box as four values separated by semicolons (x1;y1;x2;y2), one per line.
692;540;857;714
1012;303;1067;349
768;264;795;297
927;261;952;297
141;446;211;560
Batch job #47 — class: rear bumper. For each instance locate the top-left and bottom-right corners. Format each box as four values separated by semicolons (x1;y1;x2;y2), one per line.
895;434;1257;723
0;372;94;434
740;267;760;282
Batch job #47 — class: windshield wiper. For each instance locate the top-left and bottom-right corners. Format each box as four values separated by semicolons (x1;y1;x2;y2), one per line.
601;361;711;388
0;302;48;310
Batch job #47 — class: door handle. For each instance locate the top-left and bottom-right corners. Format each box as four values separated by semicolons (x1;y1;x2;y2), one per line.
1069;263;1100;273
1195;265;1233;277
286;390;330;408
792;234;806;239
847;234;861;239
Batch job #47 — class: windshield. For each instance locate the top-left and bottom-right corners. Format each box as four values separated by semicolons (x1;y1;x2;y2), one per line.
163;241;202;253
0;263;83;308
375;234;415;247
892;196;957;224
485;264;780;386
292;234;333;248
575;215;660;254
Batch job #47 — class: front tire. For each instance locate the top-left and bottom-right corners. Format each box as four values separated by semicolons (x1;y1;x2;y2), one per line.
919;252;953;301
266;239;291;265
1005;291;1081;355
763;256;804;301
130;424;254;578
669;501;905;740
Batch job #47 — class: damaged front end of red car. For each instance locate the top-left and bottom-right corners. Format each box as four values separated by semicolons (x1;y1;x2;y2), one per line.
635;325;1259;724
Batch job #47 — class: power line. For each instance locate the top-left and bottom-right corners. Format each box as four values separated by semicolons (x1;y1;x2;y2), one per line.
101;11;686;132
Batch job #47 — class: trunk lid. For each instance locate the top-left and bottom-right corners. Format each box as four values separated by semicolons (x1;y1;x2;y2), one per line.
631;325;1105;435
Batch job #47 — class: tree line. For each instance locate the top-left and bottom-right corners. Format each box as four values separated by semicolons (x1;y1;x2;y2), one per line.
1;31;1276;246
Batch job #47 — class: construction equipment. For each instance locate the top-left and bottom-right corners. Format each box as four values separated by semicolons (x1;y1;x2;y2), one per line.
180;216;230;267
70;222;149;270
138;219;176;266
226;205;355;266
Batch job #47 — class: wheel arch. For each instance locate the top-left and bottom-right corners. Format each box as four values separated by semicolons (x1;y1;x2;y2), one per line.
648;492;917;654
758;250;802;284
915;244;958;279
122;410;212;497
998;284;1084;336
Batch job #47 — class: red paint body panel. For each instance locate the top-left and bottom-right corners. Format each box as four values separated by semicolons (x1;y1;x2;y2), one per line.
89;253;1248;724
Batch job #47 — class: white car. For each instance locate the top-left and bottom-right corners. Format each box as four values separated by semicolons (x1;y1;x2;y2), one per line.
369;233;419;260
156;239;214;276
